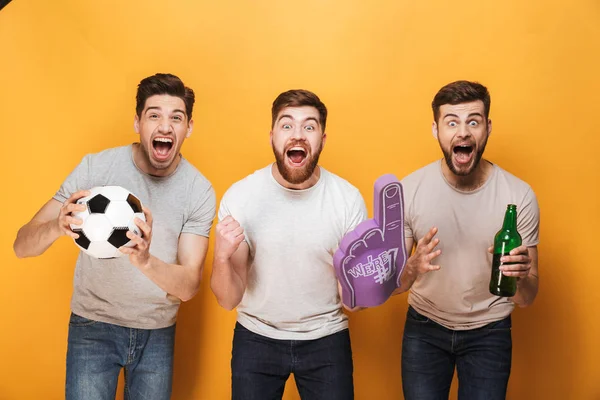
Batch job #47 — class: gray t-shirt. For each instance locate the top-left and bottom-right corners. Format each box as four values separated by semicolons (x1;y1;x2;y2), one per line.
402;160;540;330
54;145;216;329
219;165;367;340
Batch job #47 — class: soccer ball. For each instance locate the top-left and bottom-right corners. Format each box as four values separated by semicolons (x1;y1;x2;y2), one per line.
69;186;146;259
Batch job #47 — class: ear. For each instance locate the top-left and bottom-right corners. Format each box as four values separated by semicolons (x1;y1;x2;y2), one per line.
322;133;327;147
432;121;438;139
487;119;492;137
134;115;140;134
269;129;274;144
186;119;194;138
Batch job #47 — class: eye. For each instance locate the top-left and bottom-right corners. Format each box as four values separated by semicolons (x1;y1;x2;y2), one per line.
282;124;292;129
173;115;183;121
149;114;159;120
469;120;478;126
448;121;457;127
304;125;315;132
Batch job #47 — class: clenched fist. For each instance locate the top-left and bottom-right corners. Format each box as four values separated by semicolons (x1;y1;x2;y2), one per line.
215;216;245;261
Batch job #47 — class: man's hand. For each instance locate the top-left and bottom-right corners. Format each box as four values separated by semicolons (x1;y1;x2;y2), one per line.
120;205;153;268
488;245;532;278
211;215;249;310
58;190;90;239
405;227;442;276
215;216;245;261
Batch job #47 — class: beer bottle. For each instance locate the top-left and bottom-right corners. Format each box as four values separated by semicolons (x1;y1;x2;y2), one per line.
489;204;522;297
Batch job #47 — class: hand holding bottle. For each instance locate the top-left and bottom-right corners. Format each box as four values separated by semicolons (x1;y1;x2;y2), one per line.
487;245;532;278
489;204;524;297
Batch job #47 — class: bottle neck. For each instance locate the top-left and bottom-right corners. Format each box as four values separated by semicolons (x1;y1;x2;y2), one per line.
502;205;518;231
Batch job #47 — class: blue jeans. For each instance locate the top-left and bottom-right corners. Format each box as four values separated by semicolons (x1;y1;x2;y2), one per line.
402;306;512;400
231;322;354;400
65;312;175;400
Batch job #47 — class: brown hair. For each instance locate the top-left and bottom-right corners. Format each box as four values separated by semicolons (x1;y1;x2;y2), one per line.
271;89;328;131
136;73;195;120
432;80;490;123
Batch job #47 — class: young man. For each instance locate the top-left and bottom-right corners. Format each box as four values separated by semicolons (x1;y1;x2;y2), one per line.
211;89;366;400
13;73;216;400
396;80;540;399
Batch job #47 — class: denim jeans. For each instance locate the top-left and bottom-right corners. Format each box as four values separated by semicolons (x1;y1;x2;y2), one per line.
65;312;175;400
231;322;354;400
402;306;512;400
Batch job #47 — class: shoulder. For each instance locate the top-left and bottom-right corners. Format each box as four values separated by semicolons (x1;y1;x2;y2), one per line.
222;165;271;202
400;161;441;201
493;164;536;199
178;157;214;191
320;167;361;197
86;145;130;163
321;167;366;211
400;161;439;188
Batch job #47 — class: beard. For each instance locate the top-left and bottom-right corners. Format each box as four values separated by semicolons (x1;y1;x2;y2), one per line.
273;141;323;185
441;137;488;176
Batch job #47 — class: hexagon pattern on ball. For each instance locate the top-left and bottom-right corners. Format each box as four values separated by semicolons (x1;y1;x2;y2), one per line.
69;186;146;259
72;229;91;250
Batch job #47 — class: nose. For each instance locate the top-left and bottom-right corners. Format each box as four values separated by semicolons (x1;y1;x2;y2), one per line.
290;126;305;140
158;121;172;134
456;123;472;139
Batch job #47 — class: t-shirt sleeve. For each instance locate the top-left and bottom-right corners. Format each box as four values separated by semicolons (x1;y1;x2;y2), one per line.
517;187;540;247
182;180;217;237
53;155;91;204
216;185;249;245
217;191;231;223
345;190;368;234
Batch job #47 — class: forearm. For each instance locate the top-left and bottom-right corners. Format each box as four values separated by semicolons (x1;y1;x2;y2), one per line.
14;219;61;258
393;267;418;295
137;256;202;302
511;274;539;307
210;258;246;311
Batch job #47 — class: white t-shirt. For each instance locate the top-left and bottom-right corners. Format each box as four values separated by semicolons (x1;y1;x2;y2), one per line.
219;165;367;340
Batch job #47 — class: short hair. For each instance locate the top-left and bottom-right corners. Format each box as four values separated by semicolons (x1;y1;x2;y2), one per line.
136;73;195;120
432;80;490;122
271;89;328;131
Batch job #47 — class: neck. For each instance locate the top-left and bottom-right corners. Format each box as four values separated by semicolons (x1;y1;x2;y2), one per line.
441;159;493;192
271;163;321;190
132;143;180;177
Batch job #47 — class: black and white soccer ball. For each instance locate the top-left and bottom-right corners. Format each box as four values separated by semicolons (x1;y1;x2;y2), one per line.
69;186;146;259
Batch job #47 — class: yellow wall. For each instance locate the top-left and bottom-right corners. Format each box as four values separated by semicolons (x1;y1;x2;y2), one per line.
1;0;598;399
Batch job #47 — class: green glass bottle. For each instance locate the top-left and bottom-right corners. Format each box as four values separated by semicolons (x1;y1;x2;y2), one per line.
489;204;522;297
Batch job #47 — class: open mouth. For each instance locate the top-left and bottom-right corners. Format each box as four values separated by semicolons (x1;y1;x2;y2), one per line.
453;144;474;165
286;146;307;167
152;137;174;160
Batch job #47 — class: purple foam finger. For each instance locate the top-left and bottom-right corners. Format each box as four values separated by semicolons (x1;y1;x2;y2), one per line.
375;174;404;233
334;230;355;300
377;177;408;285
337;219;379;308
334;174;407;308
334;219;373;278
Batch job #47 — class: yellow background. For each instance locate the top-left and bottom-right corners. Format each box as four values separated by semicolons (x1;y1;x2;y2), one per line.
1;0;599;399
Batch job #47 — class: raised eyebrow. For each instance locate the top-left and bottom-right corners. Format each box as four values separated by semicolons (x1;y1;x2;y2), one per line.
144;106;162;114
442;113;459;120
277;114;294;123
443;113;484;121
144;107;186;117
277;115;320;125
